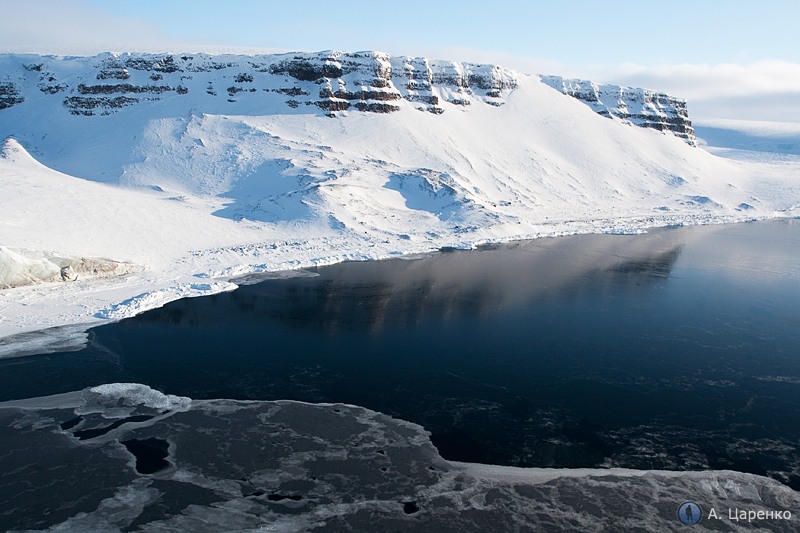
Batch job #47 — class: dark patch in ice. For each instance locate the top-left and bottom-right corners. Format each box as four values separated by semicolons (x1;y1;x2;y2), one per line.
3;387;800;531
122;437;170;474
60;415;83;430
122;479;221;532
0;406;136;530
74;414;153;440
402;500;419;514
267;493;303;501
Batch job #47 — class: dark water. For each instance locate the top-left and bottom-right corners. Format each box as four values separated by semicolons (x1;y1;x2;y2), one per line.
2;220;800;487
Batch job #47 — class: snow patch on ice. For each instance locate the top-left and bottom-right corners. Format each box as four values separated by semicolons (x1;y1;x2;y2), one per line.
88;383;191;411
94;281;237;320
0;324;90;359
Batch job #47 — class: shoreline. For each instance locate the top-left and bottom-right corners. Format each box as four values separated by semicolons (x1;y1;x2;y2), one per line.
1;213;788;359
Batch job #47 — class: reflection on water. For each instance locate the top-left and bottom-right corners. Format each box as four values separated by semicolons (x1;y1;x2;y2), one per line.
1;220;799;488
142;232;686;334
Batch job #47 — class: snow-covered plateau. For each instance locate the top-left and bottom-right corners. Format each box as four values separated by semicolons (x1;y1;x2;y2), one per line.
1;50;799;348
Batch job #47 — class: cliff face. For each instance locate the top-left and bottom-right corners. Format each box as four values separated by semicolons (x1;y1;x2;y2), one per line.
0;51;695;144
541;75;696;145
0;51;519;117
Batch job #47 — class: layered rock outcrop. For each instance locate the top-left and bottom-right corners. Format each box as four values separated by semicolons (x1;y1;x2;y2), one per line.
0;51;694;143
541;75;696;145
0;51;519;117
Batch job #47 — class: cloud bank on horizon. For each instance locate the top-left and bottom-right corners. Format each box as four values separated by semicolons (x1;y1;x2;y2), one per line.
1;0;799;122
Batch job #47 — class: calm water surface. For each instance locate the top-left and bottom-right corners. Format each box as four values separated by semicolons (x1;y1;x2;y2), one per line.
2;220;799;487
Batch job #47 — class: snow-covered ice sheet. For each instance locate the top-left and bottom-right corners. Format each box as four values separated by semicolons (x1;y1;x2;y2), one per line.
1;384;797;532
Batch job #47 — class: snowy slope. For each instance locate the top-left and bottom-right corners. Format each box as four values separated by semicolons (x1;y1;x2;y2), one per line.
1;51;799;345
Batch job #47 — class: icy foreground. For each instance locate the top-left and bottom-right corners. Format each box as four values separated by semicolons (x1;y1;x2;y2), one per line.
0;384;797;532
1;51;799;343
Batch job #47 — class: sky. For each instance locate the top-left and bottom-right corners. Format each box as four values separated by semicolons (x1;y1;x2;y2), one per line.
2;0;799;121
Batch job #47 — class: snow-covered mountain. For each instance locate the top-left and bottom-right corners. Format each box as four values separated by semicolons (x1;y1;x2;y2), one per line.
1;50;799;342
2;51;689;133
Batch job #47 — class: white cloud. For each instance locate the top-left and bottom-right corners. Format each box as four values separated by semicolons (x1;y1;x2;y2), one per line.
601;60;800;100
576;60;800;121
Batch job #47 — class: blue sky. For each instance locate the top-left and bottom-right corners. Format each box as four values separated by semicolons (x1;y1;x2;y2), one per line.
2;0;800;121
83;0;800;66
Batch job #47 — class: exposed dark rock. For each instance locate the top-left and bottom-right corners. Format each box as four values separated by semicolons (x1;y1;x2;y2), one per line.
333;88;401;101
63;95;139;115
541;76;696;145
77;83;174;95
272;87;309;96
270;57;344;81
38;83;67;94
125;55;182;73
96;68;130;80
447;97;471;106
354;102;401;113
405;94;439;106
0;51;695;129
315;99;350;112
0;82;24;110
